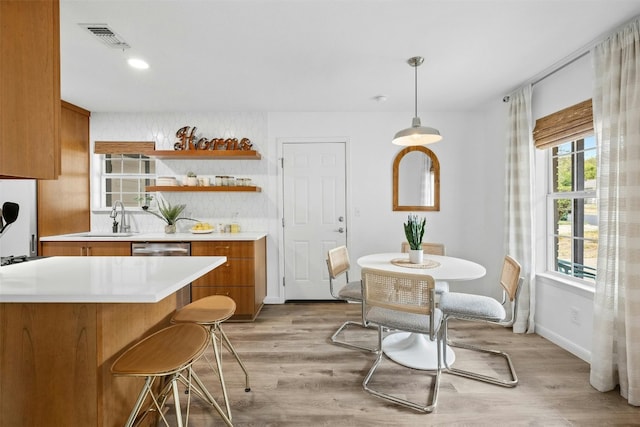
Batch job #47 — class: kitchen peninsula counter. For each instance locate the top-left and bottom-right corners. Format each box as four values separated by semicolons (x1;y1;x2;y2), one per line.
0;256;225;427
40;233;268;322
0;255;225;302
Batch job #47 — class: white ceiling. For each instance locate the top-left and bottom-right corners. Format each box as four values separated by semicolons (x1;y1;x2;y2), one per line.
60;0;640;113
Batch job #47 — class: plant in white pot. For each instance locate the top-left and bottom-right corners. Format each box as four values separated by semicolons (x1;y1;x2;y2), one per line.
185;171;198;186
404;214;426;264
144;199;197;233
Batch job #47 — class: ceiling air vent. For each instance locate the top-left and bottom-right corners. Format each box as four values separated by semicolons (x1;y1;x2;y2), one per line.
79;24;130;49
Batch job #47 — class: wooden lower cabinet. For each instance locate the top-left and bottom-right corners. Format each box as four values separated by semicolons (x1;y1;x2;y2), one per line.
41;241;131;256
0;294;177;427
191;237;266;321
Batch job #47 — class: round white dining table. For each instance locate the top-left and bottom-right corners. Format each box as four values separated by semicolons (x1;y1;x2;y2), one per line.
356;253;486;370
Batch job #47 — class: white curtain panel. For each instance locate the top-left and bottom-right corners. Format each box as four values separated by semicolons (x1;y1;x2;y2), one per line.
590;19;640;406
504;85;535;334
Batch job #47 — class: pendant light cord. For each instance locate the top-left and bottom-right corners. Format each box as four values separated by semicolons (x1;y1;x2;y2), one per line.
414;63;418;118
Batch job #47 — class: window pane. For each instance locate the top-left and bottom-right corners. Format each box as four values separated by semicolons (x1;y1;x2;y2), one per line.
141;159;156;174
554;155;572;192
121;178;140;193
583;148;597;191
107;157;123;174
584;135;596;150
555;236;572;271
555;141;572;156
121;158;141;174
554;199;572;236
108;178;122;192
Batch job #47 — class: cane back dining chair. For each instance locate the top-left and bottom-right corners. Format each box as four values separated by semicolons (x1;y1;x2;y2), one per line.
361;268;443;413
326;246;376;352
400;242;449;294
438;255;523;387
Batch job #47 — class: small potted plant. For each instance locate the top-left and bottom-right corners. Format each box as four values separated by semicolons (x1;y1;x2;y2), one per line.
135;194;154;210
144;199;197;233
404;214;426;264
185;171;198;186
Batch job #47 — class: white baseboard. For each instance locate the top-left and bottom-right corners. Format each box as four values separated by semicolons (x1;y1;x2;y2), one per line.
535;323;591;363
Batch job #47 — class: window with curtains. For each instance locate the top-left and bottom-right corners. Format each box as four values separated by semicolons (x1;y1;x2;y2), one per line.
534;100;598;283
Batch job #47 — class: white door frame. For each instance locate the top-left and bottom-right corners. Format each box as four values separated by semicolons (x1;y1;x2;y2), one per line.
276;137;351;303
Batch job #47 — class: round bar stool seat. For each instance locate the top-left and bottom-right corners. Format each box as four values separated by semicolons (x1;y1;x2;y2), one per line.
112;323;208;376
111;323;232;427
172;294;236;324
172;295;251;422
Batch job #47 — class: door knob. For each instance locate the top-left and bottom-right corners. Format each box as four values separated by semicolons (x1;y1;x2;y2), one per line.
338;216;344;222
337;227;345;233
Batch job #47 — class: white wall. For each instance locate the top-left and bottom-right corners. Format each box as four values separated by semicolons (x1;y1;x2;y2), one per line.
480;53;595;362
90;109;506;305
531;53;595;362
267;111;507;301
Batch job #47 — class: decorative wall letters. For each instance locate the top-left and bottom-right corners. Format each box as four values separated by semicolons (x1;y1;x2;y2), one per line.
173;126;253;151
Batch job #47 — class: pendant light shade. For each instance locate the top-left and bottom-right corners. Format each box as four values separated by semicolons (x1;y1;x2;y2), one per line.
392;56;442;146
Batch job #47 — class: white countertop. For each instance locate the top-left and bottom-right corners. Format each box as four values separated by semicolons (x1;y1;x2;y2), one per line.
0;256;226;303
40;231;267;242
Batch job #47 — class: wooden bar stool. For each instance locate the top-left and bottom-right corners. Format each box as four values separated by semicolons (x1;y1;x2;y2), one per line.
172;295;251;421
111;323;232;427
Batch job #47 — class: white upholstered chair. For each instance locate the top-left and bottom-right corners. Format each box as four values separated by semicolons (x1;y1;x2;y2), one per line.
438;255;523;387
361;268;443;413
326;246;376;352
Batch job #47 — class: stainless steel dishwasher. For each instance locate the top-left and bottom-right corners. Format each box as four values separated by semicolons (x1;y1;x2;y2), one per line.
131;242;192;307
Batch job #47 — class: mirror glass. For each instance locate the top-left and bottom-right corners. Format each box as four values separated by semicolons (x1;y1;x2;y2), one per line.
393;146;440;211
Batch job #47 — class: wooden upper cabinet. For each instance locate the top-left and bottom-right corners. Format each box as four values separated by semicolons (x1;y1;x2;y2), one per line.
0;0;61;179
38;101;91;239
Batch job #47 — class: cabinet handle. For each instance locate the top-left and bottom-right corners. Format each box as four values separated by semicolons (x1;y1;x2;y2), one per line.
86;246;91;256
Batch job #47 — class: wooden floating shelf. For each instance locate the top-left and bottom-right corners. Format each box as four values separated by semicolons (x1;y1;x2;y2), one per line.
149;150;261;160
146;186;262;192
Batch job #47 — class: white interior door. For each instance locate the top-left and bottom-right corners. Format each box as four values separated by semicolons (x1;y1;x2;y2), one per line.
282;142;346;300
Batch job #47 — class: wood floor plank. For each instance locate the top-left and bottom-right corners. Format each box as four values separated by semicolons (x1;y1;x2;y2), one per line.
154;302;639;426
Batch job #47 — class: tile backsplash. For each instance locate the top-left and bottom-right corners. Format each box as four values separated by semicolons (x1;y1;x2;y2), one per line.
90;112;271;233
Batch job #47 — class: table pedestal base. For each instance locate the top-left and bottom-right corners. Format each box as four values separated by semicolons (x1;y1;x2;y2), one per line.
383;332;454;371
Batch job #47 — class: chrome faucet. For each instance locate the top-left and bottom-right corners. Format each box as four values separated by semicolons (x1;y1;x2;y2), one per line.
110;200;130;233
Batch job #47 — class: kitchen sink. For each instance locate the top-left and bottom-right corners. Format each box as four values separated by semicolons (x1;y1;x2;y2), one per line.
77;232;135;237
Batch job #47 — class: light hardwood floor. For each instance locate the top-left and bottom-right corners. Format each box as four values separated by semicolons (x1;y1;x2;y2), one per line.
164;302;638;426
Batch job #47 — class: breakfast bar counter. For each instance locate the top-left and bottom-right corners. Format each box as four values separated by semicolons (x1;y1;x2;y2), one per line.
0;256;225;427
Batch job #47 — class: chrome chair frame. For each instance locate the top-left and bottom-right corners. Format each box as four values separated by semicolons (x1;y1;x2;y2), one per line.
361;268;443;413
440;255;523;388
326;246;377;352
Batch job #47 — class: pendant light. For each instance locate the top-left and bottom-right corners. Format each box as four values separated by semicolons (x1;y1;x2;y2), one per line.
392;56;442;146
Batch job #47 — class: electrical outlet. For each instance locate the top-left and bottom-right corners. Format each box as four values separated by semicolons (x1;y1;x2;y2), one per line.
570;307;580;325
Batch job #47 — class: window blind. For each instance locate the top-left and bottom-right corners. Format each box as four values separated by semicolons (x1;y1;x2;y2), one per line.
94;141;155;154
533;99;593;149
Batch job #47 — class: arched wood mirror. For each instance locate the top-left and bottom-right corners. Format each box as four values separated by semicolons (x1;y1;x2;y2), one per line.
393;146;440;211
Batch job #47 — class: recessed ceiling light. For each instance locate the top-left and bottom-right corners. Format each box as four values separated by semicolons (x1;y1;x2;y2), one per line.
127;58;149;69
